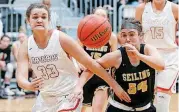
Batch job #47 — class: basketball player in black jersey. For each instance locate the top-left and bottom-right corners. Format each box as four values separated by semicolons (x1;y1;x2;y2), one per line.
0;35;14;96
74;18;165;112
77;7;118;112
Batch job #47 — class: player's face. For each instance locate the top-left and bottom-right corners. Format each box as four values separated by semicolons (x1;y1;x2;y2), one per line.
94;9;107;18
18;33;27;43
120;29;140;46
117;32;126;46
27;8;49;31
43;0;51;9
0;37;10;49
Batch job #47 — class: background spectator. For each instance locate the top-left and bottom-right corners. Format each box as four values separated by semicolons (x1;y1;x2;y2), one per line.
0;35;14;96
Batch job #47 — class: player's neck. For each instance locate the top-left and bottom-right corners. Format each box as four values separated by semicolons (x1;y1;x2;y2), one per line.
33;30;50;49
152;0;167;11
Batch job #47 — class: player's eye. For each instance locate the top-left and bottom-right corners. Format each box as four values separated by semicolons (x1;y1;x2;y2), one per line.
121;34;127;38
42;16;47;19
32;16;38;19
129;33;135;37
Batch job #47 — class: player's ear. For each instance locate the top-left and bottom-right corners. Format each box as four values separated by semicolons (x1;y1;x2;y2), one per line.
117;31;121;38
26;18;30;25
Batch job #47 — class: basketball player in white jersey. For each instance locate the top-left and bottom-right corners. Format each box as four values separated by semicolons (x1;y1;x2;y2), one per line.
12;32;27;61
16;3;130;112
77;7;118;112
135;0;179;112
12;32;27;95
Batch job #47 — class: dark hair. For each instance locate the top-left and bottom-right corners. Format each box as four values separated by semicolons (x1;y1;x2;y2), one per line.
0;35;11;41
26;3;51;20
121;18;143;36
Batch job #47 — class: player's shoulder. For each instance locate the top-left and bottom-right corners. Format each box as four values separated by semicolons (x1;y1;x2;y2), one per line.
21;39;28;49
171;2;178;11
143;44;157;54
109;32;117;43
171;2;179;20
12;40;19;46
110;32;117;40
136;3;146;12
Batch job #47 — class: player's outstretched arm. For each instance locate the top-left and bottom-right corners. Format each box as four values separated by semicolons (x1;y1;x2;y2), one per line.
59;31;131;102
123;43;165;70
16;40;43;91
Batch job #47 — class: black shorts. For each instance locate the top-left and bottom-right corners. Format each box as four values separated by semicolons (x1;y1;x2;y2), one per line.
106;104;156;112
83;74;109;106
0;71;5;79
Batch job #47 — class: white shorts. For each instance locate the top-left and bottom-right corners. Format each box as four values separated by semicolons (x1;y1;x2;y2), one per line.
155;49;179;90
32;93;82;112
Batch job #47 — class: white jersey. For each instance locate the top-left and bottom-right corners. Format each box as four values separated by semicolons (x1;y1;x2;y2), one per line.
28;30;79;96
142;1;177;49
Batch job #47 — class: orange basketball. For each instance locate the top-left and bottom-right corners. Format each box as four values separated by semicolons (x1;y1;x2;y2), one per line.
77;14;112;48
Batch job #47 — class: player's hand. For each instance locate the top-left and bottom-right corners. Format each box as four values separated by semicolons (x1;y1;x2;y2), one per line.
27;77;44;91
69;86;83;103
123;43;140;58
113;84;131;103
0;61;6;69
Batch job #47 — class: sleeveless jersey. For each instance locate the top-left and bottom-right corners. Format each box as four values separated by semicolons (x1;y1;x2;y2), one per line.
113;44;155;108
142;1;177;49
28;30;79;96
83;42;111;59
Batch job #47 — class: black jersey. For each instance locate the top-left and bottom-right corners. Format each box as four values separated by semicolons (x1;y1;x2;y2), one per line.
83;42;111;59
0;45;11;64
113;44;155;108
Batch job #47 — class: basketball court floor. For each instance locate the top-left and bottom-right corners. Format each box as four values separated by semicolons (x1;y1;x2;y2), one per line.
0;93;178;112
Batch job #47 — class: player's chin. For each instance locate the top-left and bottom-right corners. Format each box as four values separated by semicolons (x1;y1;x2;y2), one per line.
33;27;46;31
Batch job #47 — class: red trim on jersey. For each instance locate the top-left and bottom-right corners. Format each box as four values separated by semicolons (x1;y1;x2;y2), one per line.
156;71;179;91
58;99;81;112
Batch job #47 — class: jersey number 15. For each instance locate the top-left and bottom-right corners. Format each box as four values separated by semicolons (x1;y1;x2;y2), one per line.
150;27;164;39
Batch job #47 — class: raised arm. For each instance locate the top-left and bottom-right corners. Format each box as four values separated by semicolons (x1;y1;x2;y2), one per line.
76;50;122;89
12;43;18;61
59;31;131;102
123;43;165;71
110;33;118;51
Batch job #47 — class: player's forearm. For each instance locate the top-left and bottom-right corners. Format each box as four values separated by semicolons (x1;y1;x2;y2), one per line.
17;76;31;90
78;70;93;88
16;70;30;90
85;61;118;89
138;53;165;70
